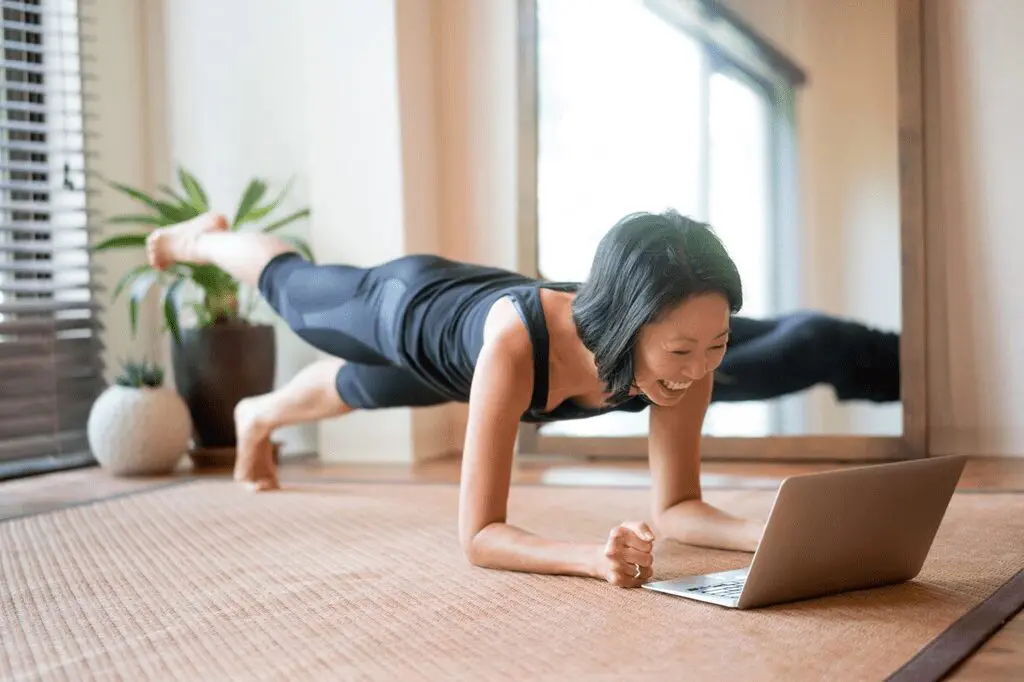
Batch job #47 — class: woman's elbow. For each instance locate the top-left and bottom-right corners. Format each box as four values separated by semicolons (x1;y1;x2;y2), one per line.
459;528;491;568
653;499;701;535
461;538;482;567
460;522;503;565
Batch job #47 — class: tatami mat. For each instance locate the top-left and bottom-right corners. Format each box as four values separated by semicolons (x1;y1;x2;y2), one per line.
1;481;1022;681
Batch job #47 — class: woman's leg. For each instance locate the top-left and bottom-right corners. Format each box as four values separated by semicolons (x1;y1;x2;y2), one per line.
149;214;453;489
233;360;452;491
714;312;831;401
152;212;403;367
146;212;294;287
713;312;899;403
233;358;352;491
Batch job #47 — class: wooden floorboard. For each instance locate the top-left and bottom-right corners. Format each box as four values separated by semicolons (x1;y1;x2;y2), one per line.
2;453;1022;680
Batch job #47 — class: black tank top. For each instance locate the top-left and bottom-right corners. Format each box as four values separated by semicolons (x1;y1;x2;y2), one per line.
395;257;648;423
503;283;649;423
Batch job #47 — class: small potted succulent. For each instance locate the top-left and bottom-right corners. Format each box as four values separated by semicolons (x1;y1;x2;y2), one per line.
87;359;193;476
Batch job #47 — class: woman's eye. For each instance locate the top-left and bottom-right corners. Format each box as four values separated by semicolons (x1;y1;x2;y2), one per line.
671;344;727;356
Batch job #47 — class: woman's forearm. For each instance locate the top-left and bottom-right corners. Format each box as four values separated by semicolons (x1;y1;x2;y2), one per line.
466;522;601;578
656;500;764;553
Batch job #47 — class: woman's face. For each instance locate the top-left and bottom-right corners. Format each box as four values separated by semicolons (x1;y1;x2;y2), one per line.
630;293;731;407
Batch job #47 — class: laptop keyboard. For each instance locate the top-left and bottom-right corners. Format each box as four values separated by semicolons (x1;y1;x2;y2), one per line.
686;580;745;599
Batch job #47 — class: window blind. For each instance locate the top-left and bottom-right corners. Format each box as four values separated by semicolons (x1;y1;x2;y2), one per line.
0;0;102;479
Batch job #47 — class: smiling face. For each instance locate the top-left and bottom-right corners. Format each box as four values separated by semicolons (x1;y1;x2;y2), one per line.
630;293;731;407
570;209;743;405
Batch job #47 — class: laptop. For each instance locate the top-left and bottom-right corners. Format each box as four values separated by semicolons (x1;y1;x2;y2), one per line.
642;455;967;609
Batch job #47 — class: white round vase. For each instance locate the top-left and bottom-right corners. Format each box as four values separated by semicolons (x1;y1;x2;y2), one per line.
87;385;193;476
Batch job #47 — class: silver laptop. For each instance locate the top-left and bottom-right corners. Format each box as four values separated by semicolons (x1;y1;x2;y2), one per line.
642;455;967;609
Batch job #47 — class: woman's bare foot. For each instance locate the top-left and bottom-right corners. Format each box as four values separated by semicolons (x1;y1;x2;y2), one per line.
233;396;280;492
146;212;229;270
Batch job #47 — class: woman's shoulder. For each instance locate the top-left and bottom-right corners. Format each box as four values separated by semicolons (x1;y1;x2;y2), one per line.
470;302;538;415
480;295;534;357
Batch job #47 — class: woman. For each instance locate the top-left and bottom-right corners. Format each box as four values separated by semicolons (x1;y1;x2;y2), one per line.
146;208;765;587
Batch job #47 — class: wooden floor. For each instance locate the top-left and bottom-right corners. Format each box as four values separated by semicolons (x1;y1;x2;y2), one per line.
2;453;1021;680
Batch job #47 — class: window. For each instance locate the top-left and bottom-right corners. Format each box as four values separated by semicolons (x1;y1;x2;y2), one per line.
0;0;100;479
533;0;794;439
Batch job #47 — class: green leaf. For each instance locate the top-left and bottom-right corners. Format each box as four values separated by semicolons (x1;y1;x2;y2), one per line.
280;234;315;263
106;214;168;227
109;182;191;223
92;233;148;252
158;184;188;204
163;196;200;222
244;176;295;225
112;264;153;301
116;359;165;388
128;270;160;338
107;182;162;211
262;207;310;234
177;167;210;212
173;263;237;323
163;278;186;346
192;302;207;327
180;261;235;299
159;184;203;219
187;264;232;294
192;301;215;328
232;179;268;228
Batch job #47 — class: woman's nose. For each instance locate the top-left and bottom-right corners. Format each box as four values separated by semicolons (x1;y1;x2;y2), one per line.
683;356;708;381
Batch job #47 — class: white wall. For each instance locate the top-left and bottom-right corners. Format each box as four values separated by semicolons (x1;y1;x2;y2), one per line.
925;0;1024;456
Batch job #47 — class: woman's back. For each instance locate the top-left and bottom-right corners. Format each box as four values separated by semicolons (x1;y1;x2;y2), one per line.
392;254;536;404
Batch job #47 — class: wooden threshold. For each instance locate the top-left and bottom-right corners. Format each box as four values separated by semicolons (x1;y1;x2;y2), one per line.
525;435;908;462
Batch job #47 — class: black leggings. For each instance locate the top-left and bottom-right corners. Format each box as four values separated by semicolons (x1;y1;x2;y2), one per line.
714;312;900;403
257;252;452;409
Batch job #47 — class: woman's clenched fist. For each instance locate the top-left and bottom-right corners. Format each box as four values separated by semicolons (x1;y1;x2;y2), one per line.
593;521;655;587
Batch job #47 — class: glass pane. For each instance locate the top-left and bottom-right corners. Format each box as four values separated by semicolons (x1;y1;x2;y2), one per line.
537;0;703;282
707;71;771;318
704;70;773;436
535;0;703;439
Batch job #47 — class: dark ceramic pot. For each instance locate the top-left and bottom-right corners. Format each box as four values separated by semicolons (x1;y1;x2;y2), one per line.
171;322;276;451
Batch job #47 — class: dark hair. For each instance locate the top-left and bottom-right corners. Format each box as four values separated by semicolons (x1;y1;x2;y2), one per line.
571;209;743;402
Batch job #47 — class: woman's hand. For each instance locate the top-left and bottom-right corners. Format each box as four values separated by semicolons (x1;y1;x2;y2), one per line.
593;521;656;587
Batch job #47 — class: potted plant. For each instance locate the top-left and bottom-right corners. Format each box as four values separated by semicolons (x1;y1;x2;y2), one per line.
86;359;193;476
92;168;313;463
